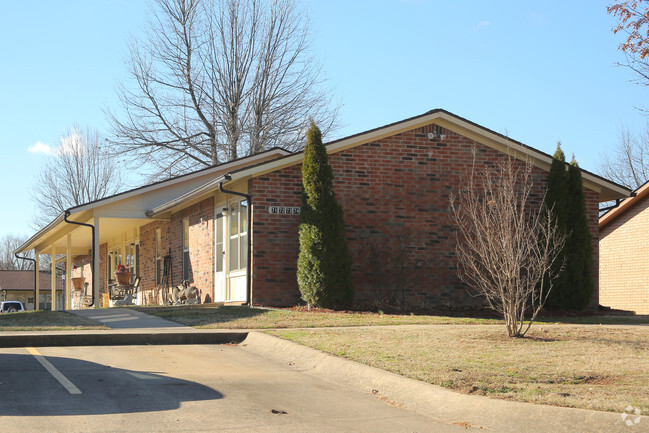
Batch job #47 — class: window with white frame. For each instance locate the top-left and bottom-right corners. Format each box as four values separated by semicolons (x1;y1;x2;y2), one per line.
229;200;248;272
182;218;190;281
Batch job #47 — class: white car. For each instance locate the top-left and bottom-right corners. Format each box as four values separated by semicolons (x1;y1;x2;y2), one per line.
0;301;25;313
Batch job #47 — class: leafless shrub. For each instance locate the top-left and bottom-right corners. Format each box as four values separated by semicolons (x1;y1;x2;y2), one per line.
450;148;566;337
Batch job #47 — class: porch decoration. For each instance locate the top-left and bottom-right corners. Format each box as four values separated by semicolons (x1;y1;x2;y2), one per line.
114;265;131;286
71;277;86;291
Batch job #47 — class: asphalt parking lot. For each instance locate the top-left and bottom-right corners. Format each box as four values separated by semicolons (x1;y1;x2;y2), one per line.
0;344;463;433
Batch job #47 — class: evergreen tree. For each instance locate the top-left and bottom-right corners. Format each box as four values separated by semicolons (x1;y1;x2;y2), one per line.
544;145;594;310
544;143;570;309
563;156;594;309
297;121;353;308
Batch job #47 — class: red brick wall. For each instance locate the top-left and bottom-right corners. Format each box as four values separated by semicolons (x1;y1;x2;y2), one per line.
139;220;171;295
250;125;602;308
169;198;215;303
138;199;215;304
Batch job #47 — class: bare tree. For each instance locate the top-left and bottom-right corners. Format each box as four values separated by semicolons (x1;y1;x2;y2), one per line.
0;235;34;270
107;0;338;180
31;126;124;223
608;0;649;85
450;150;566;338
599;124;649;190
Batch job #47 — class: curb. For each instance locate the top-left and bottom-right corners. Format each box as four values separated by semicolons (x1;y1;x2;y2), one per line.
0;331;248;347
241;332;646;433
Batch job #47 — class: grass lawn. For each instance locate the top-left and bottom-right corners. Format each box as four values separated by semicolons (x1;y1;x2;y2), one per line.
136;305;649;328
268;324;649;415
134;305;502;328
0;310;108;331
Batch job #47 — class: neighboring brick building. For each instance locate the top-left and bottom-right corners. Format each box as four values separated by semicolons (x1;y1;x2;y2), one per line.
15;109;630;310
600;182;649;314
0;270;64;310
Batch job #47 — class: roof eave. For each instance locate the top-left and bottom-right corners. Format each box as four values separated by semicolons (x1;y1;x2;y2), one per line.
600;181;649;229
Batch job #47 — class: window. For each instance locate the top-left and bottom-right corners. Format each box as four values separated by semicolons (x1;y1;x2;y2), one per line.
126;243;139;284
182;219;190;281
108;247;121;284
229;200;248;272
155;229;162;286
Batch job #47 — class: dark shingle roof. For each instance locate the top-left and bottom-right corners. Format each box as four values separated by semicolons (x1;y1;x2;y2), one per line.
0;270;64;291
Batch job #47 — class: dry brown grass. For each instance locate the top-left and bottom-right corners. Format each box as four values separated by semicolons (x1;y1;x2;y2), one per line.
0;310;108;330
269;324;649;414
136;305;501;328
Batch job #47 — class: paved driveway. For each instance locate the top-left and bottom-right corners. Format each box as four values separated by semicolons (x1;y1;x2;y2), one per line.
0;344;464;433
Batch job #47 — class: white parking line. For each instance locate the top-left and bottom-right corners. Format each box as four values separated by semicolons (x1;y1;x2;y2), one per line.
26;347;82;395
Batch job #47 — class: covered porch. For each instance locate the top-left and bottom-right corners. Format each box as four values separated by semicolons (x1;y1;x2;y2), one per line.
14;208;158;311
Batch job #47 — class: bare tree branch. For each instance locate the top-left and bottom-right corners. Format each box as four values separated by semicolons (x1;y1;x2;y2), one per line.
0;235;34;270
107;0;339;181
31;126;125;225
598;123;649;190
450;148;566;338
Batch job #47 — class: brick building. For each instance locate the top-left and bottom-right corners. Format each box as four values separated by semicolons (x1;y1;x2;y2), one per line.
15;109;630;310
600;181;649;314
0;270;64;310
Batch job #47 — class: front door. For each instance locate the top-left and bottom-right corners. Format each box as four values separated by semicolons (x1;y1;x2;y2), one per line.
214;204;226;302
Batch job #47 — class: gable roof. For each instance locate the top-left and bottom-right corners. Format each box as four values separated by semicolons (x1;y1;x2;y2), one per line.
0;270;64;291
148;109;632;217
599;180;649;230
15;147;290;254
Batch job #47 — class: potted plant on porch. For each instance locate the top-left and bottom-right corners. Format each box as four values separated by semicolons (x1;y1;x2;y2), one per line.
71;266;85;291
114;265;131;286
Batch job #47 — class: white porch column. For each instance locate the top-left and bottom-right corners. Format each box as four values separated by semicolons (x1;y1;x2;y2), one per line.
34;252;40;311
66;234;72;310
51;245;56;311
93;216;100;308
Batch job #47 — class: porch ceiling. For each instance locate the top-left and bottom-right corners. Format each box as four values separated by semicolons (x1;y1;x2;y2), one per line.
28;216;156;255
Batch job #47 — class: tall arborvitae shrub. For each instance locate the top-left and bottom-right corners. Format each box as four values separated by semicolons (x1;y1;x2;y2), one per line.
544;143;570;309
545;144;594;310
297;121;353;308
563;156;594;309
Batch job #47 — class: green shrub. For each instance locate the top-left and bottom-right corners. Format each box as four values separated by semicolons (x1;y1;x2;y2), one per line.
297;121;353;308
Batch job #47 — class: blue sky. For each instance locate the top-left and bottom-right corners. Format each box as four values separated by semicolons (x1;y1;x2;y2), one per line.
0;0;646;241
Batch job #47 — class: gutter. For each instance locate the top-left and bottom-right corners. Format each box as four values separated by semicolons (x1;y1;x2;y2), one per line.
63;210;95;307
219;175;252;306
14;253;37;310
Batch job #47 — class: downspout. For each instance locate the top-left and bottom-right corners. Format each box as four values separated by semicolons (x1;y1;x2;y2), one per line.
63;210;95;307
14;253;36;310
219;175;252;306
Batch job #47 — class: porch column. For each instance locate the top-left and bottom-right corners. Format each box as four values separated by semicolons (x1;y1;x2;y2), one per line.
51;245;56;311
66;234;72;310
93;216;100;307
34;252;40;311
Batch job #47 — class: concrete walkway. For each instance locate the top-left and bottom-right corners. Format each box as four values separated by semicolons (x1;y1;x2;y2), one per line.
69;307;187;329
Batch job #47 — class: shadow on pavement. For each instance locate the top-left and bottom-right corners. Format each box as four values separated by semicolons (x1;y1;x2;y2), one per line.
0;354;223;416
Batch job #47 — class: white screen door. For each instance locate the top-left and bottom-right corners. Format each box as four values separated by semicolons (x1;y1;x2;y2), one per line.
214;204;226;302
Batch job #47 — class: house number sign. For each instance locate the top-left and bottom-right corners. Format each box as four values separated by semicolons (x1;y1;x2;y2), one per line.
268;206;300;215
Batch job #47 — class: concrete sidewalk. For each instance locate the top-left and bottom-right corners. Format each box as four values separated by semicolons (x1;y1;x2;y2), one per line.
0;307;247;347
69;307;189;329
